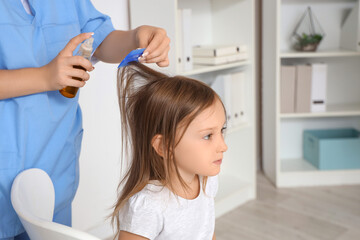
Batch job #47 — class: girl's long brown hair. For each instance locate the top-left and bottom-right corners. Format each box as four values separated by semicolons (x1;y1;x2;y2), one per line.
112;62;221;237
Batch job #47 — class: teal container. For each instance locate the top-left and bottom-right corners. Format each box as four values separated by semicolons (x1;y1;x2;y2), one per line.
303;128;360;170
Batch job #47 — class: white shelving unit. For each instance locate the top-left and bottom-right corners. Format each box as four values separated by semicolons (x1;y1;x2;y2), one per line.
262;0;360;187
130;0;256;217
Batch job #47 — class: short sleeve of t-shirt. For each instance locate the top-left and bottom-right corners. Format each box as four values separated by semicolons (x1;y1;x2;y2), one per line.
73;0;115;53
119;192;164;240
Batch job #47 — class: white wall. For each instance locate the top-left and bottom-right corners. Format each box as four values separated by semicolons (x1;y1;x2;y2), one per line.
72;0;129;236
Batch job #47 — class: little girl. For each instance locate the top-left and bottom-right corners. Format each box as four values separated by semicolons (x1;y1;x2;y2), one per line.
112;62;228;240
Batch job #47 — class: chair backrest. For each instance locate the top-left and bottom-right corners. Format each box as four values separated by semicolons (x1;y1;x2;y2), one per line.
11;168;101;240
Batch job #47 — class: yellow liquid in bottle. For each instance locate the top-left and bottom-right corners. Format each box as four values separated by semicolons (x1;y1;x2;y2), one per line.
59;65;85;98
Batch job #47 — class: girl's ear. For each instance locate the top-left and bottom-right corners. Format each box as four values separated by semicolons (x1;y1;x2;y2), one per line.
151;134;164;157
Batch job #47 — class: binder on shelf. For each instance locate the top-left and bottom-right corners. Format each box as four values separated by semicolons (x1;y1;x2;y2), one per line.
310;64;327;113
176;9;183;73
211;74;232;128
231;71;247;126
295;65;312;113
193;52;248;66
280;65;296;113
340;2;360;51
193;44;248;57
180;9;193;72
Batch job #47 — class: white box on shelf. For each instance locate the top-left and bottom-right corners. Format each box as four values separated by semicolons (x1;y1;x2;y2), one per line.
193;44;248;57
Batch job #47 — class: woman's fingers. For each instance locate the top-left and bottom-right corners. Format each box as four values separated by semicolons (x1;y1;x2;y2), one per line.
156;56;170;67
65;78;87;88
137;26;170;66
59;32;94;57
142;45;170;65
67;56;94;72
143;29;170;59
67;67;90;81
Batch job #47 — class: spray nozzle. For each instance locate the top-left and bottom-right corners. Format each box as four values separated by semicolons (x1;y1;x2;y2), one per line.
81;37;94;52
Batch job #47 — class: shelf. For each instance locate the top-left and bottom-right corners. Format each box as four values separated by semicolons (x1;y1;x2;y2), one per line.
280;103;360;119
280;49;360;58
280;49;360;59
281;158;318;172
181;60;251;76
215;174;254;218
279;158;360;187
263;0;360;188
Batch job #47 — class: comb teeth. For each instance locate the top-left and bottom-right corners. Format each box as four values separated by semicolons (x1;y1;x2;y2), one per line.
118;48;146;68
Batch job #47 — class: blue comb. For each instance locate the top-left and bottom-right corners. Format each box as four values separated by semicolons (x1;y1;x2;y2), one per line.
117;48;146;68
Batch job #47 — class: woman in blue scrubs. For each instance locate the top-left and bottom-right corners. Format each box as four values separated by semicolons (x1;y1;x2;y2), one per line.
0;0;170;239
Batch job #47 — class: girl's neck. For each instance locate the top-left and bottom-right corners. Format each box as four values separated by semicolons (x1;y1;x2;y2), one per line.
168;174;200;200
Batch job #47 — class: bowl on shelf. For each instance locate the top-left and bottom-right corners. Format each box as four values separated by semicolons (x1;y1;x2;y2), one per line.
294;33;323;52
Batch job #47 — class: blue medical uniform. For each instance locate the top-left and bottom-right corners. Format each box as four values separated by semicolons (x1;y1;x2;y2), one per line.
0;0;114;238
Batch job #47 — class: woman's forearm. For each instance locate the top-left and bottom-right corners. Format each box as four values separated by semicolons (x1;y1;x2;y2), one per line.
93;29;138;63
0;68;48;100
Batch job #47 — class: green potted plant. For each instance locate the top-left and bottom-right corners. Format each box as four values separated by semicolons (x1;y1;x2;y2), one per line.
292;7;325;52
295;33;323;51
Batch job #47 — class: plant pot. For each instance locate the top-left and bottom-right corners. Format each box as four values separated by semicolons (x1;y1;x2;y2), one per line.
297;42;320;52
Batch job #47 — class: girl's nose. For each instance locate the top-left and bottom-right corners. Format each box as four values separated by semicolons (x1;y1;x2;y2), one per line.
218;138;228;153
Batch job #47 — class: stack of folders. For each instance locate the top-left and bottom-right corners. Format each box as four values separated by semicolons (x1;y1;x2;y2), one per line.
281;64;327;114
177;9;193;72
211;72;248;128
192;44;248;66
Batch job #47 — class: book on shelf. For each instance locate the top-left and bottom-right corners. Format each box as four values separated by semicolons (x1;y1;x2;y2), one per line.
294;64;327;113
280;65;296;113
193;44;248;57
193;52;248;66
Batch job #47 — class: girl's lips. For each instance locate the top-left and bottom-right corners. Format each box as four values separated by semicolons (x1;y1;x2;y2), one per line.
213;159;222;165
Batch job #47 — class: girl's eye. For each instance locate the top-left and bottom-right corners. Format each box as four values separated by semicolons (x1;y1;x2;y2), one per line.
221;127;227;134
204;134;212;140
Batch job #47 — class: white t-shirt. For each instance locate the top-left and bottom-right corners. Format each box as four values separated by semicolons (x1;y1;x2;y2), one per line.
118;175;218;240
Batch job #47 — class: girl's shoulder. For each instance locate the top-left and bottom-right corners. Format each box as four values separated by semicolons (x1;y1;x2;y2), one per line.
127;181;169;208
119;182;166;239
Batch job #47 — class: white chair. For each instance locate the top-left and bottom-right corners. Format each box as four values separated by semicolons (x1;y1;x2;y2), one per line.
11;168;101;240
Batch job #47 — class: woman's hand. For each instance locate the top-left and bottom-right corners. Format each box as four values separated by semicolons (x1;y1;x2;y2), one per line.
0;33;94;99
41;32;94;91
135;25;170;67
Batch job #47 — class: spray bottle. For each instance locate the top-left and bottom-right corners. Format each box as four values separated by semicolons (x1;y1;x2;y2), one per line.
59;37;94;98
